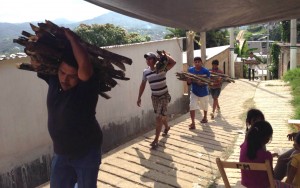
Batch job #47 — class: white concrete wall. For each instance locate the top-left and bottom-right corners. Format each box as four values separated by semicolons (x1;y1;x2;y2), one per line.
98;39;184;125
0;60;51;174
0;39;186;186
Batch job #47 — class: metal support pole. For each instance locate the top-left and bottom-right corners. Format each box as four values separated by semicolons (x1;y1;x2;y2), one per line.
266;23;270;80
229;28;235;78
290;19;297;70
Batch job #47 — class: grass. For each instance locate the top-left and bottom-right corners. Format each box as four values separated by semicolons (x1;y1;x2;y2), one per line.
283;68;300;132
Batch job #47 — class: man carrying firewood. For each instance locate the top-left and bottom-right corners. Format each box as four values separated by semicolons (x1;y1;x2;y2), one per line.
32;28;102;188
187;57;210;129
137;51;176;149
209;60;223;119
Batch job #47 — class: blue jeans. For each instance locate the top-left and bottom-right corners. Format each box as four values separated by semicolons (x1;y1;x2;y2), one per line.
50;148;101;188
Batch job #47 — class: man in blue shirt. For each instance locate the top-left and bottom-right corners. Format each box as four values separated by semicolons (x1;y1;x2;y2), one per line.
187;57;210;129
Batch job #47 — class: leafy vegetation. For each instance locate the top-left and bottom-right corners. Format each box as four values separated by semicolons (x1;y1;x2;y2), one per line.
0;12;169;55
244;25;267;41
281;20;290;43
164;28;186;39
164;28;229;49
270;43;280;79
283;69;300;119
75;24;150;47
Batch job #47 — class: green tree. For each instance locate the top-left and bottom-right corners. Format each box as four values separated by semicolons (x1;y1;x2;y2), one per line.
269;24;282;41
206;29;229;47
164;28;228;49
164;28;186;39
74;23;150;47
281;20;290;43
270;43;280;79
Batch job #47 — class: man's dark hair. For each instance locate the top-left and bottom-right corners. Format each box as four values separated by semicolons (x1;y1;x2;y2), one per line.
194;57;202;61
212;60;219;65
61;54;78;69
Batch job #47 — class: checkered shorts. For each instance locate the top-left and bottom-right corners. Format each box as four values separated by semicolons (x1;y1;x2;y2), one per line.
151;93;171;116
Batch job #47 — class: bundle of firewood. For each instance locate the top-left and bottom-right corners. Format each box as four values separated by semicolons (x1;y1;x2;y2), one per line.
155;50;169;74
244;60;259;65
176;71;235;86
176;72;212;86
13;20;132;99
209;71;235;83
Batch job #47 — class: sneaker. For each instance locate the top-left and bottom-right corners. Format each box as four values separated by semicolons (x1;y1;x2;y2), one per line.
210;113;215;119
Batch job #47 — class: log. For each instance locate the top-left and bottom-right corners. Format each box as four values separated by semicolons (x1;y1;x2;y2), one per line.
155;50;168;73
13;20;133;99
210;71;235;83
176;72;212;86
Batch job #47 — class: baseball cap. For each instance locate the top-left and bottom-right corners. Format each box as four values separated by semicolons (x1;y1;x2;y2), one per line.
144;52;157;60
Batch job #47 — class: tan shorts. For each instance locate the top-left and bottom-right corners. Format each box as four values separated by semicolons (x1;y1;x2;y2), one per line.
189;92;209;111
151;93;171;116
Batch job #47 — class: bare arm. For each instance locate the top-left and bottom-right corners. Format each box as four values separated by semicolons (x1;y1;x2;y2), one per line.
165;55;176;71
64;28;93;81
137;80;147;107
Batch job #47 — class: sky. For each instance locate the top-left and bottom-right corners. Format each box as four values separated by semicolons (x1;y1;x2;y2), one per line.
0;0;110;23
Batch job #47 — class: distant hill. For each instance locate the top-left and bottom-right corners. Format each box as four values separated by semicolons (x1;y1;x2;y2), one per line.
0;12;170;55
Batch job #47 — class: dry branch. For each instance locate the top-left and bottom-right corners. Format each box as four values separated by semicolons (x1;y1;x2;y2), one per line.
209;71;235;83
13;20;133;99
176;72;212;86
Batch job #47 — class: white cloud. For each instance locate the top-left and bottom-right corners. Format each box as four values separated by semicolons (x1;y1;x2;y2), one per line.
0;0;110;23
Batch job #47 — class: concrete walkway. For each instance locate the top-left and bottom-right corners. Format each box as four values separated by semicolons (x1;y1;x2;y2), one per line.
38;79;294;188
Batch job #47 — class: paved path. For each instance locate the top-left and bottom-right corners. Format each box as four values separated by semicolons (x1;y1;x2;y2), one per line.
38;79;294;188
216;79;294;187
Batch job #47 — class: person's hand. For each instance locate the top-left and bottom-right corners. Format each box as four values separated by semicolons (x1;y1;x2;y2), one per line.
30;56;41;70
137;98;141;107
187;78;192;84
287;132;297;141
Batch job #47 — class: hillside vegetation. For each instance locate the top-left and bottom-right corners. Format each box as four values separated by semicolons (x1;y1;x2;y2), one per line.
0;12;170;55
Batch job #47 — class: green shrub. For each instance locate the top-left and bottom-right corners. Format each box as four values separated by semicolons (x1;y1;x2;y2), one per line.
283;68;300;119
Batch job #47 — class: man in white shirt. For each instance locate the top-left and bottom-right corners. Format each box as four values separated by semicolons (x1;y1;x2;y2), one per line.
247;52;256;81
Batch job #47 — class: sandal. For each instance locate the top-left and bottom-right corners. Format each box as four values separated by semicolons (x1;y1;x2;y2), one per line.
162;126;170;135
189;124;196;130
201;119;208;123
150;141;159;149
210;113;215;119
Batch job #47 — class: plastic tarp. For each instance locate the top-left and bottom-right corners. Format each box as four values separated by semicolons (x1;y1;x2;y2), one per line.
85;0;300;31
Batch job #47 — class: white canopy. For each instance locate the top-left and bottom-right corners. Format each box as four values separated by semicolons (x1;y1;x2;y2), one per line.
85;0;300;31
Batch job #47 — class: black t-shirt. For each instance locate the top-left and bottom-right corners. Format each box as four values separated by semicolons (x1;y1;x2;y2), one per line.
38;74;103;158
